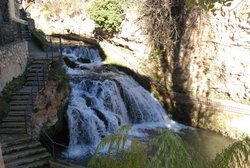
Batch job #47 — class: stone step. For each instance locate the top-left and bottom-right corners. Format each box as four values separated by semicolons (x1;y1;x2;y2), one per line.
27;77;45;81
0;122;26;128
11;95;32;100
10;101;33;105
10;106;32;111
13;87;38;94
4;151;51;168
26;82;45;87
28;68;48;73
49;159;85;168
1;116;26;122
18;158;50;168
29;64;47;68
1;137;31;147
8;111;28;116
31;60;48;64
2;141;40;155
4;146;47;163
0;128;26;134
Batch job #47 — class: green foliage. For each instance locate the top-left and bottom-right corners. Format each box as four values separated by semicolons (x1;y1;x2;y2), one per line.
211;137;250;168
148;130;193;168
0;98;9;120
1;74;26;102
89;127;250;168
88;0;124;32
185;0;233;10
89;126;148;168
89;128;210;168
0;74;26;120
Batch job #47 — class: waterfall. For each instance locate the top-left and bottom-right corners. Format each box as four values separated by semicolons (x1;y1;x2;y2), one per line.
63;46;184;158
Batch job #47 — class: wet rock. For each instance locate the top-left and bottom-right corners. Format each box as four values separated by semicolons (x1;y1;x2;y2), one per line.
77;57;91;64
92;108;108;129
63;57;77;69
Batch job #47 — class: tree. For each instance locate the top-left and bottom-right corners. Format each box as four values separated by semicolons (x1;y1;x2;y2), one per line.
88;0;124;33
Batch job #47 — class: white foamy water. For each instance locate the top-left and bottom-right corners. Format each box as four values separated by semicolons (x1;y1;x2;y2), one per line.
63;47;186;158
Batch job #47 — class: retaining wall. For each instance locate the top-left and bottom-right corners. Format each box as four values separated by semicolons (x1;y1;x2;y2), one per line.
0;40;28;93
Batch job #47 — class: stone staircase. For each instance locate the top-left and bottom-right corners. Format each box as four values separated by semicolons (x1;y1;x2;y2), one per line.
0;58;51;168
0;59;49;135
22;29;32;41
1;136;51;168
49;159;85;168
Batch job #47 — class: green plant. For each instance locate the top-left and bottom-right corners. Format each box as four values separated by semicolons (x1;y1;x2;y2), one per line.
0;98;9;120
211;137;250;168
89;126;148;168
89;127;210;168
185;0;234;10
89;126;250;168
88;0;124;32
1;74;26;102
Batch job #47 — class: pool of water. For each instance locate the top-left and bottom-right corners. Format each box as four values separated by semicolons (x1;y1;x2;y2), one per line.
180;128;236;161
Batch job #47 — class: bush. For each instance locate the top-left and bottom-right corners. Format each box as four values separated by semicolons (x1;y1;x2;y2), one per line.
88;0;124;32
0;98;9;120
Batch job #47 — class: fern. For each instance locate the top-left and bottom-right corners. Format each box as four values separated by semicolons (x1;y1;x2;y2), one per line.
88;125;148;168
211;137;250;168
147;130;210;168
89;126;250;168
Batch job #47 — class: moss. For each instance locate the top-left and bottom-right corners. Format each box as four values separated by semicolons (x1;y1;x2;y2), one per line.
31;30;47;51
1;73;26;102
0;98;9;120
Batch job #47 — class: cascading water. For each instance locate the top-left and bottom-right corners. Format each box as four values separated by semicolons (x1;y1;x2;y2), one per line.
63;46;184;158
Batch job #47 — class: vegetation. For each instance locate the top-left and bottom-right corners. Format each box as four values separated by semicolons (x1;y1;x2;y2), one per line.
89;127;250;168
88;0;126;32
212;137;250;168
39;0;89;20
1;74;26;102
0;74;26;120
0;98;9;120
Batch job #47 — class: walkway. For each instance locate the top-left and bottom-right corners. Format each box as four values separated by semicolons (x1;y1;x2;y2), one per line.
0;39;52;167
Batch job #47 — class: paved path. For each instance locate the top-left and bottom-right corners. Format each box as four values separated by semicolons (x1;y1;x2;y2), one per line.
28;41;61;59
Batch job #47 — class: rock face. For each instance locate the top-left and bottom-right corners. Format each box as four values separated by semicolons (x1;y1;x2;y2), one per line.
27;2;95;36
32;59;70;138
0;41;28;93
112;4;151;58
179;1;250;103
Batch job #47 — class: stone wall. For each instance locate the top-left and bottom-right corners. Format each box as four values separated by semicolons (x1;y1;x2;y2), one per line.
0;22;22;45
179;1;250;103
0;0;9;23
169;0;250;139
0;41;28;93
0;144;4;168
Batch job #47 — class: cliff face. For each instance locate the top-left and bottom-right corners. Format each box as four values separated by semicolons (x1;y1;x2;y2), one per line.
32;59;70;138
27;1;95;36
179;1;250;103
108;1;250;104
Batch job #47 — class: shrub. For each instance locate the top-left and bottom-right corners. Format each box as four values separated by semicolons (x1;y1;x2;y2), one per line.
88;0;124;32
0;98;9;120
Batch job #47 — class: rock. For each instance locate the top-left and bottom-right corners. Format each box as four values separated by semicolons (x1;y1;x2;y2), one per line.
77;57;91;64
63;57;77;69
26;3;95;36
179;3;250;103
